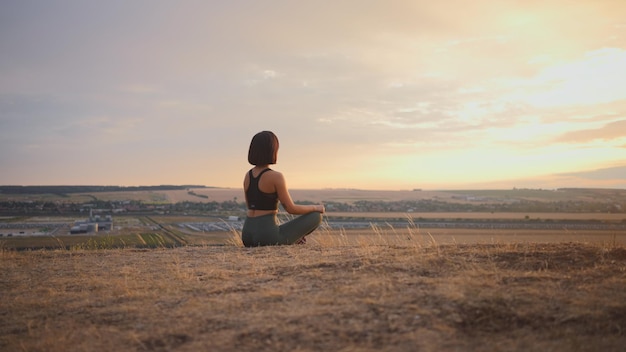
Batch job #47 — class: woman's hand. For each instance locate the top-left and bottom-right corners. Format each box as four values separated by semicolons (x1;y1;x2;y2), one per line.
316;204;325;213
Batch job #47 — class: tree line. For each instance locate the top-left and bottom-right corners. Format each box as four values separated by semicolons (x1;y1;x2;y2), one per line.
0;185;207;196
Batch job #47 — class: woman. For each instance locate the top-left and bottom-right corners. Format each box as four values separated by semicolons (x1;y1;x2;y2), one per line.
242;131;325;247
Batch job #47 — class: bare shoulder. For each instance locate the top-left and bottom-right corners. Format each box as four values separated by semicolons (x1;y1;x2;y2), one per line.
267;169;285;181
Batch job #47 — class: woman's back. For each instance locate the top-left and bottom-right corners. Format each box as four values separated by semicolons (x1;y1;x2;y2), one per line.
245;168;278;211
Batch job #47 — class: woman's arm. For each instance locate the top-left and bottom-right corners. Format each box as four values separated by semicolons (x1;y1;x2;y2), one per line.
274;172;325;215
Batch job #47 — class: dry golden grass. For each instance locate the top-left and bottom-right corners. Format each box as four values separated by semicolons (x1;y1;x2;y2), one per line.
1;229;625;351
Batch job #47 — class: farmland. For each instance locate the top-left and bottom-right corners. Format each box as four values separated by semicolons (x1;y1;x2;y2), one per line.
2;185;625;205
1;211;625;251
1;186;625;250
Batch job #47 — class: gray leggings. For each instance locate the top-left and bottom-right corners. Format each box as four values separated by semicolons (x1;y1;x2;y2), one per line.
241;212;322;247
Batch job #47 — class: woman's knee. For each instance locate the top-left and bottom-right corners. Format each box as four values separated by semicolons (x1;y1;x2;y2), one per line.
305;211;322;226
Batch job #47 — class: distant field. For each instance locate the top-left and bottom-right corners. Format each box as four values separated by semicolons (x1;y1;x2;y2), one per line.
445;188;626;202
0;188;507;203
177;187;626;204
2;187;625;204
173;188;456;203
2;213;624;250
326;211;626;222
0;190;173;203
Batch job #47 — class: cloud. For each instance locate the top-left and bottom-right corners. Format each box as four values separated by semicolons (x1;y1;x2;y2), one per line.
556;119;626;143
558;165;626;180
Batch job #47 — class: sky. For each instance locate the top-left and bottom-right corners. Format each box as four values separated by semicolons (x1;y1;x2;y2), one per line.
1;0;625;190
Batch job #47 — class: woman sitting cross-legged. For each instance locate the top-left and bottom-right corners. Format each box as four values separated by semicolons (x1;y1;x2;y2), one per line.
242;131;325;247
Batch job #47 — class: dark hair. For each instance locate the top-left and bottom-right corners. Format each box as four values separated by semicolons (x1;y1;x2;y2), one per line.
248;131;279;165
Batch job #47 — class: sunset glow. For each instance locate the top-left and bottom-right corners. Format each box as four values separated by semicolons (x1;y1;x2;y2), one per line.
1;0;625;190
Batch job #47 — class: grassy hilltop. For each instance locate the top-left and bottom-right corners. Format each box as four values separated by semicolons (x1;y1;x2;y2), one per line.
1;237;625;351
1;186;625;350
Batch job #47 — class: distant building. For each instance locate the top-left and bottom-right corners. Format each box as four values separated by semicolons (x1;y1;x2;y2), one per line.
70;209;113;234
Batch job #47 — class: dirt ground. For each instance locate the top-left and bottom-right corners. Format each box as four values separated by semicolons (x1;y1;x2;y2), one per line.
1;235;625;351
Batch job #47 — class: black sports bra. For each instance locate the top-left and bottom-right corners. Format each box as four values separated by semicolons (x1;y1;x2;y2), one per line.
245;168;279;211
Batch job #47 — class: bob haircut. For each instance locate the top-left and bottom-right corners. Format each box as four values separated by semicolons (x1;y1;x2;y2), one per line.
248;131;279;165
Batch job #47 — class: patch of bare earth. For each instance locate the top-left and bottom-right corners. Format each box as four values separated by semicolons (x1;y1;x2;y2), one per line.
1;240;625;351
